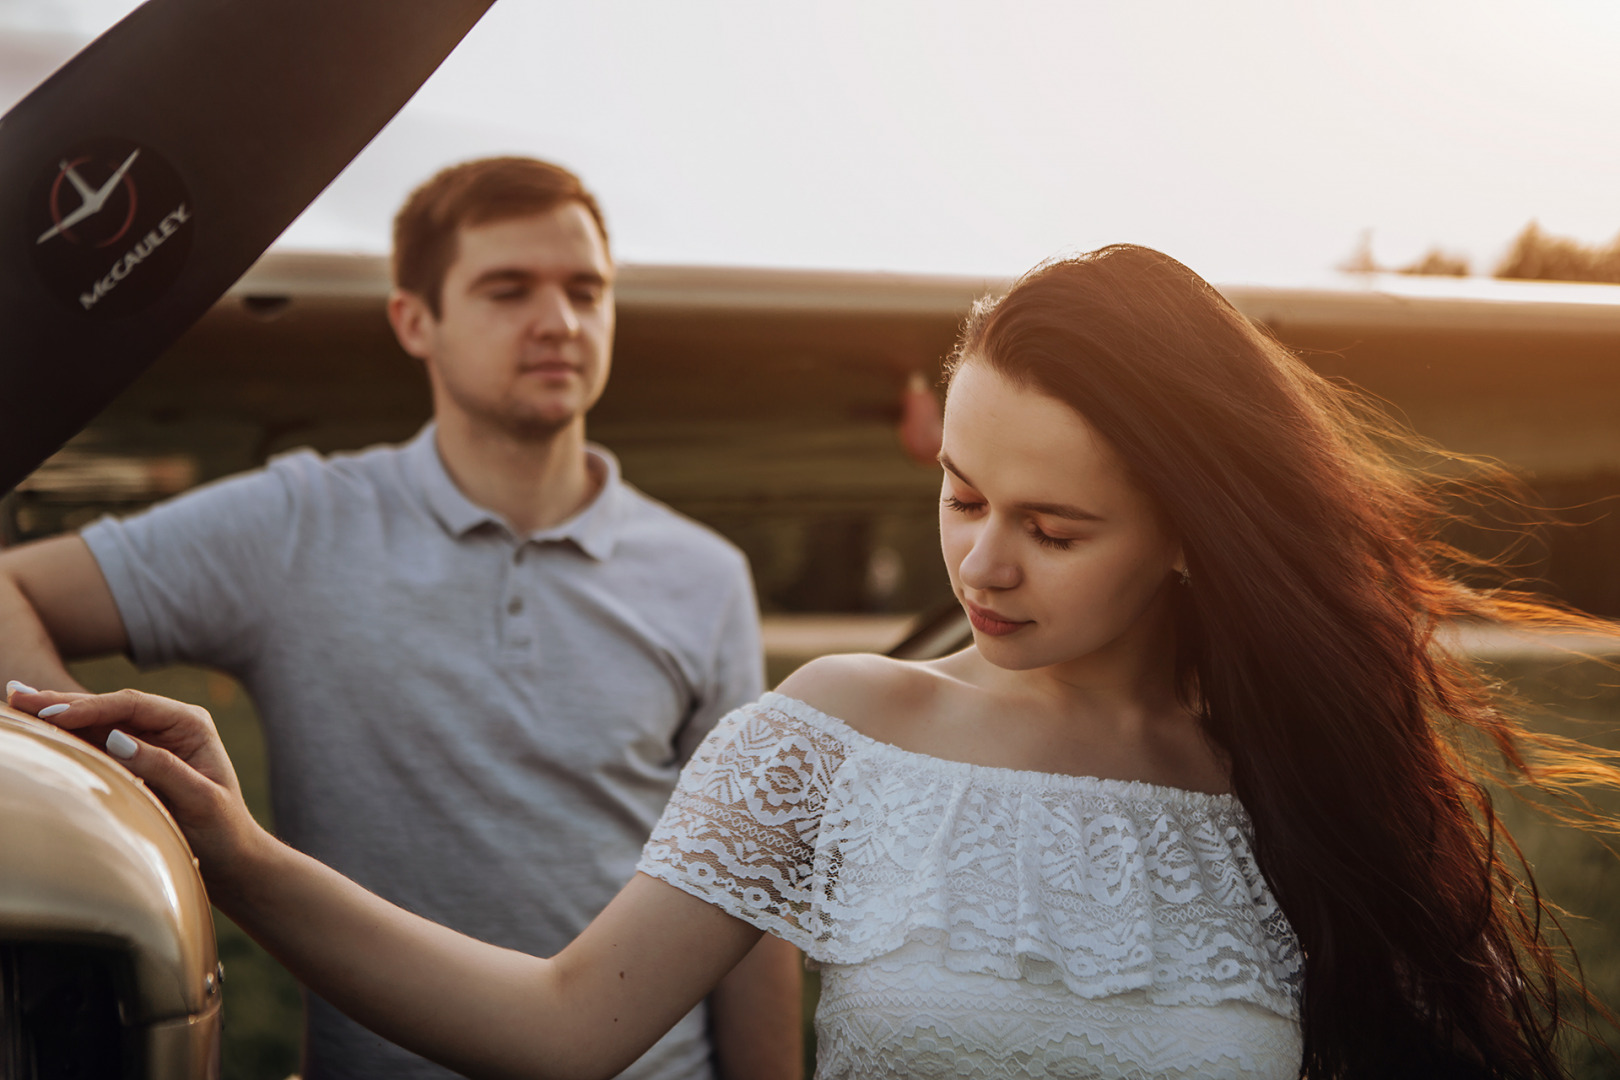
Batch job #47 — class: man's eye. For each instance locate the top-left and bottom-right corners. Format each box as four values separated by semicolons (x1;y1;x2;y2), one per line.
569;288;603;305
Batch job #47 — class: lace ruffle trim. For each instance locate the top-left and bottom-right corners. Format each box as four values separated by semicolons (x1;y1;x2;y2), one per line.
638;693;1303;1019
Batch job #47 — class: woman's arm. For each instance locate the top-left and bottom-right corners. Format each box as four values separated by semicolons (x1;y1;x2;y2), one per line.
708;934;805;1080
233;846;761;1080
14;687;762;1080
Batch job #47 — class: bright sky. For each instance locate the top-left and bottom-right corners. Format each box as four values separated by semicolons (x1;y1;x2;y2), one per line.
5;0;1619;283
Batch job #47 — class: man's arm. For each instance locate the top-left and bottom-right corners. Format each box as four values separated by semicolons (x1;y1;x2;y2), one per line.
708;933;804;1080
0;534;128;691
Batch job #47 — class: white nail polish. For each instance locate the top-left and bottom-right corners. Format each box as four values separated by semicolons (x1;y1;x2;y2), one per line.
106;730;137;759
6;680;36;696
38;703;70;718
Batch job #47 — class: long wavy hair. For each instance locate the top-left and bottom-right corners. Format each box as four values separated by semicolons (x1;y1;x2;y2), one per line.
948;244;1619;1078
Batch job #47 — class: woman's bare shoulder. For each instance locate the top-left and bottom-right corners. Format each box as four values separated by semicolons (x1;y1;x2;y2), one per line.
772;652;960;745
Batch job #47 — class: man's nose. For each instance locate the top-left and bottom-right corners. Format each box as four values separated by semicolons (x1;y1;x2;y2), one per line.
957;523;1021;591
529;285;581;339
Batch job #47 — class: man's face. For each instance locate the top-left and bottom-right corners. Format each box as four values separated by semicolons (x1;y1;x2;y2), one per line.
391;203;615;439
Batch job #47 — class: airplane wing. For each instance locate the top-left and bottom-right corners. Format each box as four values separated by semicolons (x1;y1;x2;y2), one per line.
0;0;495;495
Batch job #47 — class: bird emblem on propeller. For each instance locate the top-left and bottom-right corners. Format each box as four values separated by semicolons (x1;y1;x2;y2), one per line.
37;149;141;246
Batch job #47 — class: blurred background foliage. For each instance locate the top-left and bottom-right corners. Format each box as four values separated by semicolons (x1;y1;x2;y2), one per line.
1345;221;1620;283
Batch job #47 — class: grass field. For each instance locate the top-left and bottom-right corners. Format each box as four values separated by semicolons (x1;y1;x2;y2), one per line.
1483;657;1620;1075
68;651;1620;1080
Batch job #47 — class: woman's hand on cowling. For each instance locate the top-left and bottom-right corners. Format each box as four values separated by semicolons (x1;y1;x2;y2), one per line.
8;684;268;891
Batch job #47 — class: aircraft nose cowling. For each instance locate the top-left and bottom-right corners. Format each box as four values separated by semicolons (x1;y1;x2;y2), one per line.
0;705;221;1077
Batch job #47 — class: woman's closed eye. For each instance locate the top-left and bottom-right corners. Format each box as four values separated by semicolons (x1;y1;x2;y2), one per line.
944;495;1078;550
1028;527;1075;551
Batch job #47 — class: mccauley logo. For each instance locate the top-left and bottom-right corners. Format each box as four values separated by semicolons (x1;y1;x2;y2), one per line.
29;137;194;319
75;203;192;311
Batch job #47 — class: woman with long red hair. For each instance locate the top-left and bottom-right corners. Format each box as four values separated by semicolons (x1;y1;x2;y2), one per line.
20;244;1616;1078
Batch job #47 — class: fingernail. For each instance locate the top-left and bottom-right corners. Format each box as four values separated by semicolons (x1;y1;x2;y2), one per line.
6;680;36;696
106;730;137;760
38;703;70;718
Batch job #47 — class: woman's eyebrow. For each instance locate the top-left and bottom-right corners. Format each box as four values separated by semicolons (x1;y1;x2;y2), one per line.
1018;499;1104;523
938;452;970;485
938;453;1104;522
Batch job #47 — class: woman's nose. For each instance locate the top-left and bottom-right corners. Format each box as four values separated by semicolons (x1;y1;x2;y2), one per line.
957;525;1020;592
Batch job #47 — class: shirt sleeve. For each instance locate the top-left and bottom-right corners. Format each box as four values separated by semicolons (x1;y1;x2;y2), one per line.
673;556;765;764
79;457;306;673
638;697;847;956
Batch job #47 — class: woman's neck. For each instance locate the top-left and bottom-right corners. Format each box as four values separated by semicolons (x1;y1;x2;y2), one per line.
1022;594;1182;721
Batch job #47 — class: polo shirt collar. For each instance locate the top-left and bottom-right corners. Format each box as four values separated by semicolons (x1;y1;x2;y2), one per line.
406;422;625;561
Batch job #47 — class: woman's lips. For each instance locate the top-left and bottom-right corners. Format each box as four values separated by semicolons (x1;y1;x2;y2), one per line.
964;599;1030;637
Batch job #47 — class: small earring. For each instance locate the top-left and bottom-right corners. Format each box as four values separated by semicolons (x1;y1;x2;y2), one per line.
1176;567;1191;587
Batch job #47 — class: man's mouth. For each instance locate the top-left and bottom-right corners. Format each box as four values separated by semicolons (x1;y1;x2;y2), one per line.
520;359;579;377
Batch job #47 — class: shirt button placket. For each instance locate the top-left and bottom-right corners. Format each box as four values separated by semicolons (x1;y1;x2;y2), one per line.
506;544;533;653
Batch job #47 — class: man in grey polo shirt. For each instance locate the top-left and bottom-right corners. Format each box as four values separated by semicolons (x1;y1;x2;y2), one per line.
0;157;802;1080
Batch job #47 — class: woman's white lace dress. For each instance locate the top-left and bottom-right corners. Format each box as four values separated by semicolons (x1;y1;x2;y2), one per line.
637;693;1305;1079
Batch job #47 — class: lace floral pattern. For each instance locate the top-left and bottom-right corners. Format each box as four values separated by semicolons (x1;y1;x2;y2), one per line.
638;693;1305;1079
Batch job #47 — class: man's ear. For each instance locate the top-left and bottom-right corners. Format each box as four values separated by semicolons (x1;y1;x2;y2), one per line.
387;288;436;361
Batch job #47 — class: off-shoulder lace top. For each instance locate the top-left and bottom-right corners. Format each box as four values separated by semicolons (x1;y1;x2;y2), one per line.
637;692;1305;1079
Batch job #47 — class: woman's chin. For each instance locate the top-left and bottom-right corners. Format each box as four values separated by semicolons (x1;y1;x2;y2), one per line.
971;632;1057;672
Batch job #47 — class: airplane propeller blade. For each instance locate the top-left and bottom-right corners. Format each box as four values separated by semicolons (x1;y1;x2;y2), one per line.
0;0;496;495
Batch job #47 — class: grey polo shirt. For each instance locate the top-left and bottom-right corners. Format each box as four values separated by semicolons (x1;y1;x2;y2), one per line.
82;424;764;1080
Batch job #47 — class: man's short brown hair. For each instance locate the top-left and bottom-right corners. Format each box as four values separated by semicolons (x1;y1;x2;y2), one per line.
391;157;609;315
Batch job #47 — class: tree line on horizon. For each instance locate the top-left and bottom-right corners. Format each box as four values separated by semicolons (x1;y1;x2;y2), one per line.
1342;224;1620;284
